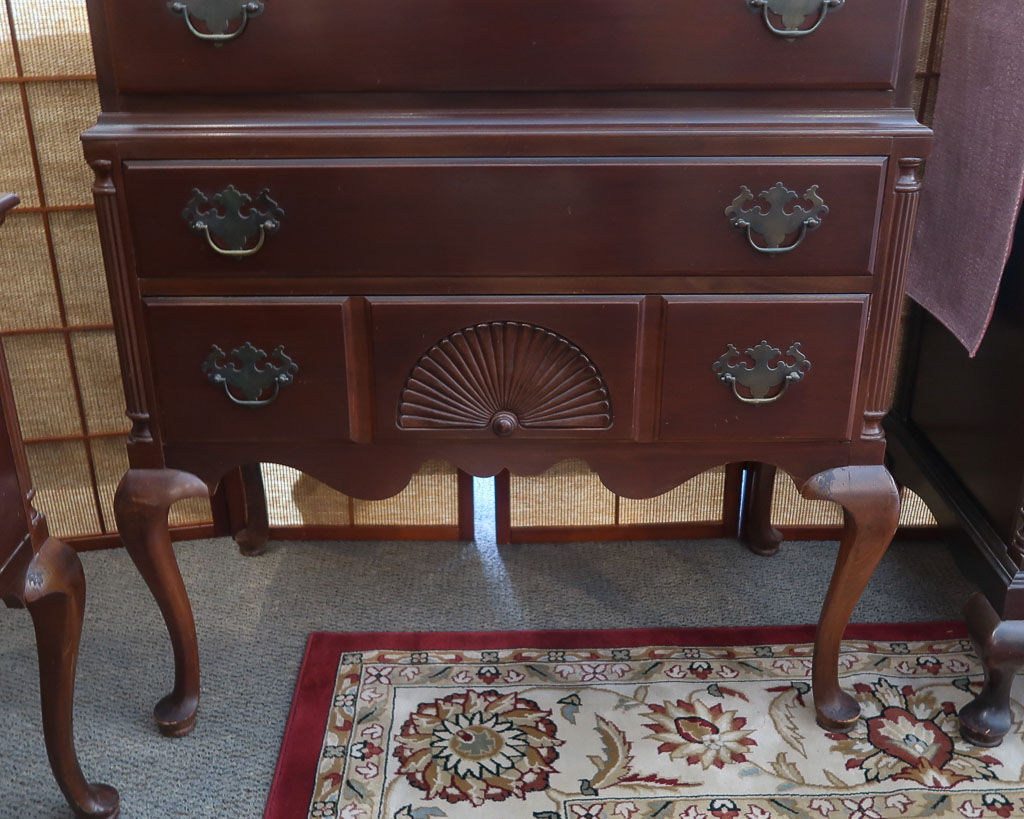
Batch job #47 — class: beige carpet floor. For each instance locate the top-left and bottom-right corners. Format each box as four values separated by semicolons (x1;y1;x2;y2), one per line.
0;536;980;817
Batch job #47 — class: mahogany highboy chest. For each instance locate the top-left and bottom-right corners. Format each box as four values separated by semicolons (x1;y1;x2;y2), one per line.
82;0;932;739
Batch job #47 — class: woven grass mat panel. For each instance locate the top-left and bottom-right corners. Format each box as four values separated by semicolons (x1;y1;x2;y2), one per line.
261;460;460;530
510;461;728;531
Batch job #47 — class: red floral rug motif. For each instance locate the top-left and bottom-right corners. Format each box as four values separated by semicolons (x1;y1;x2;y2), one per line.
264;623;1024;819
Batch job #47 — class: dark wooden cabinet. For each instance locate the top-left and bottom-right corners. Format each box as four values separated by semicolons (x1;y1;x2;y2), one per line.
81;0;931;743
887;214;1024;747
0;195;119;817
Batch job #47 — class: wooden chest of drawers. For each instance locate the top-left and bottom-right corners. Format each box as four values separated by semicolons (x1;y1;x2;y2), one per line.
81;0;931;744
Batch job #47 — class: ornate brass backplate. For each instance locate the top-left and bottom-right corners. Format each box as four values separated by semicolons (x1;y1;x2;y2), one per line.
182;185;283;257
713;341;811;404
725;182;828;255
201;342;298;407
167;0;264;42
747;0;845;37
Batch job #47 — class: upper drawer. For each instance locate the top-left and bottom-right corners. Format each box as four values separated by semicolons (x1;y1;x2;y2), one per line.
124;158;886;279
93;0;912;94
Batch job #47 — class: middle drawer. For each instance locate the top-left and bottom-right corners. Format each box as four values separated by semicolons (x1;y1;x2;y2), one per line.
124;158;886;280
369;296;643;442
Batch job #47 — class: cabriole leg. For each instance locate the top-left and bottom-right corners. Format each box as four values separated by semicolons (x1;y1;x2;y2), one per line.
25;537;120;818
802;465;900;731
958;592;1024;747
114;468;208;737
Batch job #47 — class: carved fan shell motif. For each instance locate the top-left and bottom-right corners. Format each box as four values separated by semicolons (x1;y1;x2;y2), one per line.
398;321;612;436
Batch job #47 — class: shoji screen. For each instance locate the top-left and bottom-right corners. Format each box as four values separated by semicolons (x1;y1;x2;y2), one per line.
0;0;164;541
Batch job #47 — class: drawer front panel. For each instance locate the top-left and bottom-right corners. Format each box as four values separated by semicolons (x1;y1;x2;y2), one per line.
99;0;909;94
125;158;886;279
659;295;867;441
144;298;352;443
369;297;642;441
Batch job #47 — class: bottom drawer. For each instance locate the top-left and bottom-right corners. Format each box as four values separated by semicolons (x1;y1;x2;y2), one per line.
144;298;353;443
659;295;868;441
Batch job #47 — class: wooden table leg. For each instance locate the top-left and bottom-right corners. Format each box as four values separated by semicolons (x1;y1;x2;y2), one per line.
25;537;120;818
802;465;900;731
230;464;270;557
958;591;1024;747
741;462;783;556
114;468;208;737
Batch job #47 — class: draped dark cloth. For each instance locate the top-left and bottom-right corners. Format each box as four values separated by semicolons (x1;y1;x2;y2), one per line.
906;0;1024;355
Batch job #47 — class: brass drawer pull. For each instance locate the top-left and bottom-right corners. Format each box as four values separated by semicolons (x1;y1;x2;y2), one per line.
168;1;264;43
182;185;283;258
713;340;811;404
747;0;845;38
201;342;298;407
725;182;828;255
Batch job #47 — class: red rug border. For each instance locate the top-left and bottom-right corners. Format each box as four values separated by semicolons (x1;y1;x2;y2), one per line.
263;621;968;819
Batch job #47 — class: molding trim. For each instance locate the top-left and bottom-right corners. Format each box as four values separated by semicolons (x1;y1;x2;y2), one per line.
90;158;152;447
862;157;923;440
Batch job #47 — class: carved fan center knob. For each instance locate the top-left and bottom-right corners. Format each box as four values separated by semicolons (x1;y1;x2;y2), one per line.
490;411;519;437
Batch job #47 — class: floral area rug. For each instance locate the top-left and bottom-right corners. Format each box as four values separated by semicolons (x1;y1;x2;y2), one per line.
264;624;1024;819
